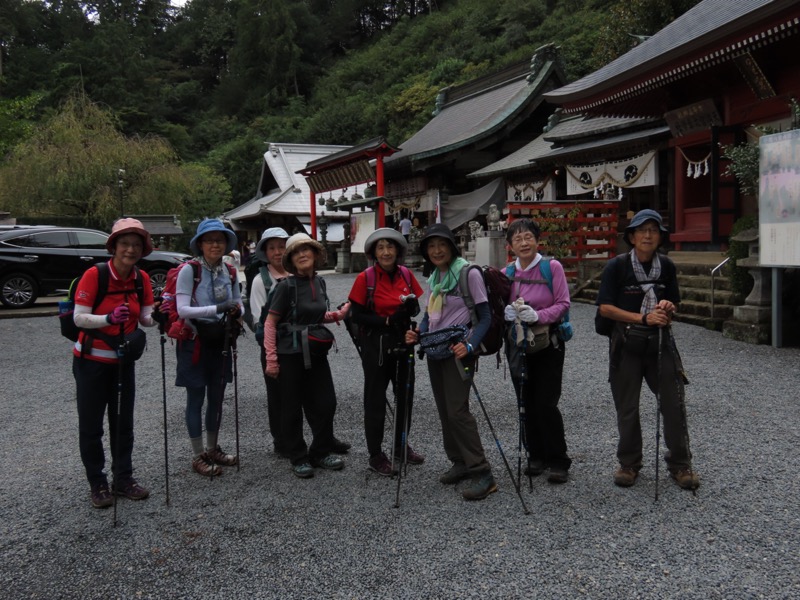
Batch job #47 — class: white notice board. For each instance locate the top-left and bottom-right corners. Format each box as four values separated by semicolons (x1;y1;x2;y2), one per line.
759;130;800;267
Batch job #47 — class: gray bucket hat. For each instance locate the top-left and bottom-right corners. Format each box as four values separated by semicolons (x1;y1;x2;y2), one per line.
624;209;668;246
364;228;408;264
255;227;290;263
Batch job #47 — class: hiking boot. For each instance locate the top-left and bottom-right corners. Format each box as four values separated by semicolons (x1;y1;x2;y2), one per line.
369;452;396;477
312;454;344;471
613;466;638;487
439;463;470;485
90;481;113;509
293;463;315;479
524;460;545;477
207;445;238;467
331;438;351;454
192;452;222;478
547;468;569;484
462;471;498;501
394;445;425;465
113;477;150;500
670;468;700;490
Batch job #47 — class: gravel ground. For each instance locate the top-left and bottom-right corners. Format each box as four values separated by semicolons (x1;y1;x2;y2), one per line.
1;271;799;599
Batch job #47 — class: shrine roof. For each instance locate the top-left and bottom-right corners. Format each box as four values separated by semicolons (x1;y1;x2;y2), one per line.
545;0;797;113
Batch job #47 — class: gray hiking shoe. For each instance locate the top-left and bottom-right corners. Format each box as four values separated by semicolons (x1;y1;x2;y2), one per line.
462;471;498;501
312;454;344;471
439;463;469;484
293;462;315;478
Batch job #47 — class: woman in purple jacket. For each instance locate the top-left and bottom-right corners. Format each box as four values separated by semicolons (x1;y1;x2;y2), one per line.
504;218;572;484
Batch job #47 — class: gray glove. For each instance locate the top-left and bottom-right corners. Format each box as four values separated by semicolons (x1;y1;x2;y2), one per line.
517;304;539;324
503;305;517;322
215;299;238;314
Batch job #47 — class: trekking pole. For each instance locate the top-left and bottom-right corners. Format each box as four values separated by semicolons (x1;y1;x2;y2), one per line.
654;326;663;502
469;379;530;515
389;344;400;480
394;326;415;509
113;322;126;527
231;320;241;472
210;315;233;481
668;326;697;498
517;338;532;492
159;319;170;505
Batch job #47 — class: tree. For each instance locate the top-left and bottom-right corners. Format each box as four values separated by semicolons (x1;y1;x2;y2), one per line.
0;93;230;224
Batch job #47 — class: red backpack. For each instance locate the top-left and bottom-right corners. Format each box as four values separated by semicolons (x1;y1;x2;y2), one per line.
159;260;238;340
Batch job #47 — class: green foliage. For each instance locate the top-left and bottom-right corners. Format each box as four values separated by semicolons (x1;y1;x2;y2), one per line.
721;140;761;196
725;215;758;297
0;93;43;158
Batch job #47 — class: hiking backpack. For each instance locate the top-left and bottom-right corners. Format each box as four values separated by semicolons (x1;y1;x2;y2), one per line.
59;262;144;342
159;260;238;341
242;259;270;332
458;264;511;359
505;259;573;342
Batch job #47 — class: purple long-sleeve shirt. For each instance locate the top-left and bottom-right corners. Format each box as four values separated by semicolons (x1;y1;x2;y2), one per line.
507;256;570;324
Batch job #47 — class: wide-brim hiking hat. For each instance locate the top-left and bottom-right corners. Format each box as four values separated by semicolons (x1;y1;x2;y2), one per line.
420;223;460;263
189;218;237;256
106;218;153;257
624;209;669;246
364;228;408;263
282;233;327;274
255;227;290;263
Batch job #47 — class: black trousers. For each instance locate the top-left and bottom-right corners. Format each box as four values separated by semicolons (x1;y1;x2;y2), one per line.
260;346;283;451
359;330;415;457
511;341;571;471
277;352;336;465
73;356;136;486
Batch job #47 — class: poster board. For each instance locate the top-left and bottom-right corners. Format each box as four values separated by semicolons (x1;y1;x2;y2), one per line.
349;212;377;254
759;130;800;267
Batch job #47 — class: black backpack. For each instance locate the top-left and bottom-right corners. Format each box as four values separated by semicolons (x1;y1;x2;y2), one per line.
59;262;144;342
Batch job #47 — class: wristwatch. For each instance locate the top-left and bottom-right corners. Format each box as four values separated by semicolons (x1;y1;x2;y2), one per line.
641;313;648;326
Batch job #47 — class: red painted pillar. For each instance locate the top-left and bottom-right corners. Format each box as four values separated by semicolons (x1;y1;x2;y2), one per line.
310;191;317;240
376;158;386;228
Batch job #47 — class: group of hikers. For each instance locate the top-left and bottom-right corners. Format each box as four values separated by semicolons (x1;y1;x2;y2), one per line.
68;209;699;511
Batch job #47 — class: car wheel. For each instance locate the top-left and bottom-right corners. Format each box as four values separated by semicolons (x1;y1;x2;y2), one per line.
0;272;38;308
147;268;168;297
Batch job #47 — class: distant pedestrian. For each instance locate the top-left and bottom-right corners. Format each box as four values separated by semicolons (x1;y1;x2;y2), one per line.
596;209;699;490
405;224;496;501
72;218;156;508
175;219;243;478
399;214;413;242
348;228;424;476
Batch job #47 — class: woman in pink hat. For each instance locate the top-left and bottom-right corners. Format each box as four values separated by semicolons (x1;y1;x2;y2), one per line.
72;218;157;509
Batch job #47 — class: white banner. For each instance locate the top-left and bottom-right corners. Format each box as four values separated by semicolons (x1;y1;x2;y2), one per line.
566;152;657;196
507;178;556;203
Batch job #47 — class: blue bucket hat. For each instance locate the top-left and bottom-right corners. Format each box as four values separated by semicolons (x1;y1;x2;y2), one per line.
624;209;668;246
190;218;237;256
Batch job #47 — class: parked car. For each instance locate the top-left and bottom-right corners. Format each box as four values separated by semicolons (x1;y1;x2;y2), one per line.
0;226;192;308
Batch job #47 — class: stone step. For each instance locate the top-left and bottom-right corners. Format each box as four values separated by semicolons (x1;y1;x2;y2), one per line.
673;312;724;331
677;299;735;320
722;320;770;345
680;287;743;305
677;273;733;291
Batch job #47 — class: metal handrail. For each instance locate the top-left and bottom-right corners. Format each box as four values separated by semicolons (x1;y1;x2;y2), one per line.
710;257;731;320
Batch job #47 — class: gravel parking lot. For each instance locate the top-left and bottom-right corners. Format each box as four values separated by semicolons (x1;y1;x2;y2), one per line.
1;271;799;599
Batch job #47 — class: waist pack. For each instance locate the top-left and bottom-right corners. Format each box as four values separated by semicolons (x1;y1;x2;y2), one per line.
193;319;227;345
623;324;660;356
121;328;147;362
279;322;335;369
419;325;468;361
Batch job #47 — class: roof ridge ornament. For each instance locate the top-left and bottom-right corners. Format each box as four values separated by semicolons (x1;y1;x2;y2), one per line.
528;43;561;83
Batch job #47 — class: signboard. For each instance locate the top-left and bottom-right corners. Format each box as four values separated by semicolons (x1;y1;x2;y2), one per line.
759;130;800;267
349;211;377;254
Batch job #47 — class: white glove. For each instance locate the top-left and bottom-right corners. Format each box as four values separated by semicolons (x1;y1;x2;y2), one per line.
504;305;517;322
517;305;539;324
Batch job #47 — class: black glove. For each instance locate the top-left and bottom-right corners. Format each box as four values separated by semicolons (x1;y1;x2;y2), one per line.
152;308;168;326
215;299;238;314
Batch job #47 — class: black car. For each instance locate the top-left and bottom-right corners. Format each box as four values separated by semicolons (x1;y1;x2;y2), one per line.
0;225;192;308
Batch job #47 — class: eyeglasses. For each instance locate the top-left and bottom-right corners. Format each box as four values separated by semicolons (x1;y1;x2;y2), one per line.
634;226;660;235
202;238;227;245
511;235;537;244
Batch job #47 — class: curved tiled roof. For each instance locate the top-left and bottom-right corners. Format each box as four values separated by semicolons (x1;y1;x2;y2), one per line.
545;0;795;108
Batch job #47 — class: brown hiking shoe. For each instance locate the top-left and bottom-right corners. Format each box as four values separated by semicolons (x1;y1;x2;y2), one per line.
670;468;700;490
207;445;238;466
90;481;113;509
462;472;498;501
113;477;150;500
192;452;222;477
613;466;638;487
